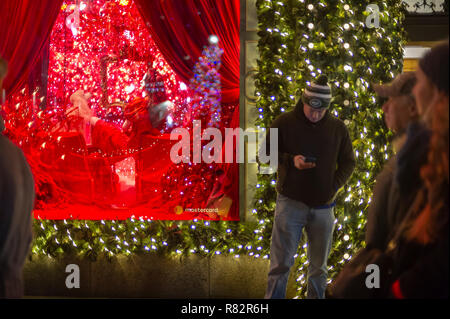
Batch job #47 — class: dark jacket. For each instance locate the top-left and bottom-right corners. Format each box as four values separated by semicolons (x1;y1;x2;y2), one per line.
365;134;407;250
366;123;431;251
0;132;35;298
395;122;431;198
365;156;397;250
388;122;448;298
264;101;355;207
390;192;449;299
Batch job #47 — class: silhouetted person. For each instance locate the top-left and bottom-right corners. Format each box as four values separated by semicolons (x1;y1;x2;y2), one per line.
389;40;449;299
366;72;419;250
0;57;35;298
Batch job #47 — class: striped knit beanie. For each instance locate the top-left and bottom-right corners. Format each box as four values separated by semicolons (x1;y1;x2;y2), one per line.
302;75;332;109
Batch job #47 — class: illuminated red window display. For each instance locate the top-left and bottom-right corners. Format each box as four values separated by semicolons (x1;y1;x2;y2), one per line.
1;0;239;221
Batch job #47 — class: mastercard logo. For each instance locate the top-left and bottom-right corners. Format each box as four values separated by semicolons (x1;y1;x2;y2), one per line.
174;206;183;215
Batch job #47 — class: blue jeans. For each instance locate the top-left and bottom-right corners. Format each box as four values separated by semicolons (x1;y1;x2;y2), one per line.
265;194;335;299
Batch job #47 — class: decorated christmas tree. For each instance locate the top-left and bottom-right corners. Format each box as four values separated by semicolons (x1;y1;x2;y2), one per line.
254;0;407;297
189;35;224;128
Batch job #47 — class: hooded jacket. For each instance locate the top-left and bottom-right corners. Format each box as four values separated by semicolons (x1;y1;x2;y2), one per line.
263;101;355;207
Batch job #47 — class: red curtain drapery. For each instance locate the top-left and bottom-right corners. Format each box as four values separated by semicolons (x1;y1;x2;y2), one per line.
135;0;240;106
0;0;63;97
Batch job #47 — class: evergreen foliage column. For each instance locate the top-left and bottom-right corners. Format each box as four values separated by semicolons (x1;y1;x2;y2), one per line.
254;0;407;297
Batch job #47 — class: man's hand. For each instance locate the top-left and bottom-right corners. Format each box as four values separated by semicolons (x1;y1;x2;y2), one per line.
293;155;316;170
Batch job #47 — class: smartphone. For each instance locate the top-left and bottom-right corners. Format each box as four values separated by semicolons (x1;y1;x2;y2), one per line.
304;156;317;163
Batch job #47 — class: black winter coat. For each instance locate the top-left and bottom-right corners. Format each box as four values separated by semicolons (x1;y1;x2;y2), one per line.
389;122;448;298
0;127;35;298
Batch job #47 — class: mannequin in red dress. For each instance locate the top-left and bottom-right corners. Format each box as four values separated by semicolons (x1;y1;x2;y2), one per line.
50;60;174;207
71;64;174;203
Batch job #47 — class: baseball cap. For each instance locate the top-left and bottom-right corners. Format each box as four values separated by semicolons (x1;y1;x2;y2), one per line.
373;72;417;98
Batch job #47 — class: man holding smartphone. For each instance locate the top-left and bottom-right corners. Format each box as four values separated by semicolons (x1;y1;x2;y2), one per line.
264;75;356;299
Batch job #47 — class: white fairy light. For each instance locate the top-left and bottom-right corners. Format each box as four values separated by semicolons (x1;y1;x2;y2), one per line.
208;34;219;45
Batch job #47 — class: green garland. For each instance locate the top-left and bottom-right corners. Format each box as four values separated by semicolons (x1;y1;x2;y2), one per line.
32;219;262;260
31;0;407;299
